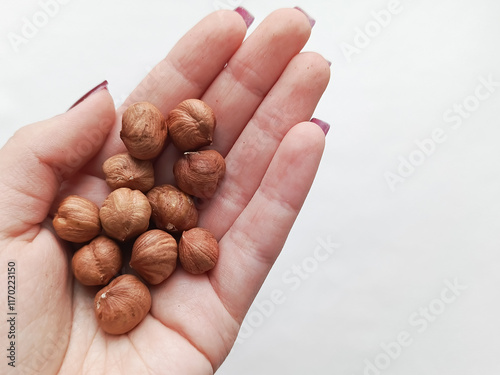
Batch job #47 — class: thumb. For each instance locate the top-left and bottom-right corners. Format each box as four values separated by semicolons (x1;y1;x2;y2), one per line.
0;88;115;238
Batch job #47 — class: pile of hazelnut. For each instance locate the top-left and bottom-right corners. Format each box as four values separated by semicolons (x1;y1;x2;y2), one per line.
52;99;225;335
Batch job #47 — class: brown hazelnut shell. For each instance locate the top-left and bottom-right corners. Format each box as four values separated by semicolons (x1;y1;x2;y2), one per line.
120;102;167;160
100;188;152;242
173;150;226;199
166;99;216;151
130;230;178;285
72;236;122;286
102;153;154;192
53;195;101;243
147;184;198;233
94;274;151;335
178;227;219;274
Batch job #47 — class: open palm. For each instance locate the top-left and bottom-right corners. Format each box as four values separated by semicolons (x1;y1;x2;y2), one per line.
0;9;330;375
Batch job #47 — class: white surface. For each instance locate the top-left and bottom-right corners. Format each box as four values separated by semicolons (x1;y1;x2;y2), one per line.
2;0;500;374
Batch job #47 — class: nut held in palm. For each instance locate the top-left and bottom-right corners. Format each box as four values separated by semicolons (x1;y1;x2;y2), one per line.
179;227;219;274
102;152;154;192
72;236;122;286
94;274;151;335
53;195;101;243
121;102;167;160
173;149;226;199
147;184;198;233
166;99;216;151
100;188;152;242
130;229;178;285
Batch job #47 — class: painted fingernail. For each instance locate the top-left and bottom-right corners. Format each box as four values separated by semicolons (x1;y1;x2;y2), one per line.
68;80;109;110
326;60;332;67
294;7;316;28
234;7;254;28
311;118;330;136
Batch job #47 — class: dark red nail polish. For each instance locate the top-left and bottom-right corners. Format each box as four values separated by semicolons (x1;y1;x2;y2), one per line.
311;118;330;136
68;80;109;110
234;7;255;28
294;7;316;28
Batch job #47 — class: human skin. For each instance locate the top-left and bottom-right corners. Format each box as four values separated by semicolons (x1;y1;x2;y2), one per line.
0;8;330;375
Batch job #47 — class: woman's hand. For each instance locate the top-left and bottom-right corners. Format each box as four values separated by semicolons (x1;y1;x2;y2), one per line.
0;8;330;374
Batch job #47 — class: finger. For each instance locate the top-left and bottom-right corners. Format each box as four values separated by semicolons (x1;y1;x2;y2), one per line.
87;10;248;174
153;7;313;187
0;90;115;239
120;10;247;112
210;122;326;321
148;123;326;369
199;52;330;238
202;8;312;156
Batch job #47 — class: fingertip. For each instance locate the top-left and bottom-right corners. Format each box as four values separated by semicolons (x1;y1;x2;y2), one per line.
209;9;249;40
286;7;314;34
259;8;312;40
12;87;117;184
67;88;116;130
287;121;327;156
234;7;255;29
293;6;316;28
306;121;327;149
311;118;331;137
67;80;109;111
292;51;331;89
8;87;116;151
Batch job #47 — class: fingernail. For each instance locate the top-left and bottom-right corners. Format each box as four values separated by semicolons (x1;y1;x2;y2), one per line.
68;80;109;110
311;118;330;136
294;7;316;28
234;7;254;29
326;60;332;67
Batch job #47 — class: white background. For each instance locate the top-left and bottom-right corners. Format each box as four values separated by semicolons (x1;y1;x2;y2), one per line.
1;0;500;374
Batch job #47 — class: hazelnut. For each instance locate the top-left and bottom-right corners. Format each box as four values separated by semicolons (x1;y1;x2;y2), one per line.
94;274;151;335
130;230;178;285
53;195;101;243
100;188;152;242
178;227;219;274
120;102;167;160
173;150;226;199
71;236;122;286
147;184;198;233
102;152;154;192
166;99;216;151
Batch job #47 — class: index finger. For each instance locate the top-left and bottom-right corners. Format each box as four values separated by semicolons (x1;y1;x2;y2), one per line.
84;9;248;175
